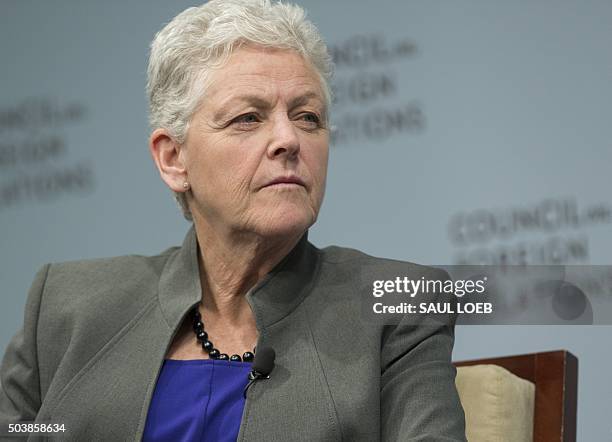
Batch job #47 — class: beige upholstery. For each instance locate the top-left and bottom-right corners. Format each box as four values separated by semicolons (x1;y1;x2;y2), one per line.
455;364;535;442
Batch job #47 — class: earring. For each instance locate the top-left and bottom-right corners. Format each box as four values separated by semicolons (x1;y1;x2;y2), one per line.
182;181;190;190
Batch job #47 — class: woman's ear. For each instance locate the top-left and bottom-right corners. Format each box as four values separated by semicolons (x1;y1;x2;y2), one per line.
149;128;188;192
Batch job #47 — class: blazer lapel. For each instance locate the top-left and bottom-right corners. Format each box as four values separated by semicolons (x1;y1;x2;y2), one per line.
236;232;342;441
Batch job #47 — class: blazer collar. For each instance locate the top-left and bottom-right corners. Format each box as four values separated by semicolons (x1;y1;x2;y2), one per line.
158;225;320;331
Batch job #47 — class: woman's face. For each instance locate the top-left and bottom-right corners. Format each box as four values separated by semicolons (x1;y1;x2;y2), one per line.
182;45;329;238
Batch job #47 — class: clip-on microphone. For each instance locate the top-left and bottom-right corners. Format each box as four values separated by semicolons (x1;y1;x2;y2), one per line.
243;346;275;398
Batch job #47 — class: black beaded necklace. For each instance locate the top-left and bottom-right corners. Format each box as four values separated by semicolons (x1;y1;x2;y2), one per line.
192;308;255;363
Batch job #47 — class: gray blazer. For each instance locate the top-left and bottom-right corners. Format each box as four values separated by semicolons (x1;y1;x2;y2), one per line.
0;227;466;441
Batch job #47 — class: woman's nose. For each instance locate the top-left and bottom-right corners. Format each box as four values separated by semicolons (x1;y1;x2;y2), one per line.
267;114;300;160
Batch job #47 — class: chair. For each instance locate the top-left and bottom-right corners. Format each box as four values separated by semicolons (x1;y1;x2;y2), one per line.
454;350;578;442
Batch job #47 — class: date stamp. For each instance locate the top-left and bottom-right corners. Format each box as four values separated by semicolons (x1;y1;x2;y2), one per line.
2;422;67;437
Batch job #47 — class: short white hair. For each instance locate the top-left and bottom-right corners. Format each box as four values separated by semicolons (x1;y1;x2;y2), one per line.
147;0;334;221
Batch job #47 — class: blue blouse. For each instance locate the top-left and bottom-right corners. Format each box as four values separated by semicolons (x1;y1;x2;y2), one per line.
143;359;252;442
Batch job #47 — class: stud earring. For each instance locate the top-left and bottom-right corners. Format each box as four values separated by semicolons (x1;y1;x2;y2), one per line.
182;181;190;190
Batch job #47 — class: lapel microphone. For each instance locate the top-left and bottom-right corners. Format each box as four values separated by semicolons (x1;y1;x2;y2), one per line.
243;346;275;398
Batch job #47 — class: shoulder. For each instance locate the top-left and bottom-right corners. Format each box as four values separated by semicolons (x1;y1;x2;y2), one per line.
317;243;448;279
35;246;178;352
41;246;178;308
303;244;456;357
308;243;451;313
31;246;181;388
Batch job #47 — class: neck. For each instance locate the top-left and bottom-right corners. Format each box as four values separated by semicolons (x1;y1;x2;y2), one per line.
192;220;305;322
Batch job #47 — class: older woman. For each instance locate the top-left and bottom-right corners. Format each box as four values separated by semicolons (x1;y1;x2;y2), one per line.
0;1;466;441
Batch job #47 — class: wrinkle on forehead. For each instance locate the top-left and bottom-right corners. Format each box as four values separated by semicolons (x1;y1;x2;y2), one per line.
199;46;327;119
211;90;326;123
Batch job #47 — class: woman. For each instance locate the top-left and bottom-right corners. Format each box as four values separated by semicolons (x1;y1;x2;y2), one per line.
0;1;466;440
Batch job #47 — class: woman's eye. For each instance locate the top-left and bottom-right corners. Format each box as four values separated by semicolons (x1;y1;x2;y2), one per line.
232;113;260;125
298;113;321;126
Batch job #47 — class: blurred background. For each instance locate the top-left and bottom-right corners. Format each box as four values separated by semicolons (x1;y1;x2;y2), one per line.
1;1;611;439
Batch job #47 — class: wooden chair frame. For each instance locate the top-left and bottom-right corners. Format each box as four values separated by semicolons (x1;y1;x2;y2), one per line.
455;350;578;442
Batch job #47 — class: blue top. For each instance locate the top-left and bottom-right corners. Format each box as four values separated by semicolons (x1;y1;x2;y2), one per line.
142;359;252;442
